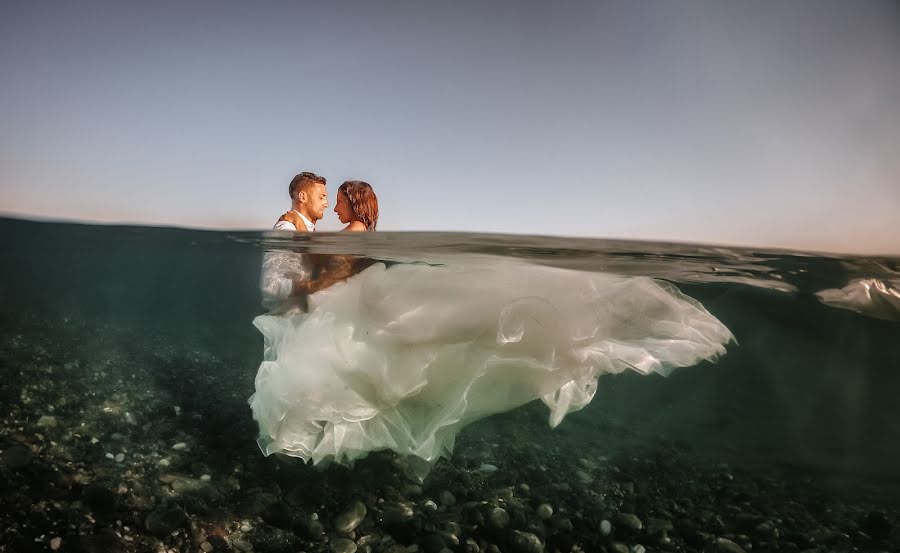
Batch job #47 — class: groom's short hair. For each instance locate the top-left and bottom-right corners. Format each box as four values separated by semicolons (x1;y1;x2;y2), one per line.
289;172;326;199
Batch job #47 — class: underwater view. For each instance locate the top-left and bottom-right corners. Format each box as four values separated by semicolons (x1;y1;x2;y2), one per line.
1;216;898;553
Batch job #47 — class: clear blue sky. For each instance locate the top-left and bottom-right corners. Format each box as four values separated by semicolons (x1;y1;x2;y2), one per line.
1;0;898;254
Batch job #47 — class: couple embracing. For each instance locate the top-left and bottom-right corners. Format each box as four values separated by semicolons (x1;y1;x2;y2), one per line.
273;171;378;233
260;171;379;310
251;169;734;472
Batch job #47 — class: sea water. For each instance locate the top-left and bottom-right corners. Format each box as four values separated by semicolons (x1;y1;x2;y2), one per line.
1;216;898;553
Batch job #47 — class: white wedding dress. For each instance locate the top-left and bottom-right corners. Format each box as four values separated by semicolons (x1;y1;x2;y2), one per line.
249;261;733;467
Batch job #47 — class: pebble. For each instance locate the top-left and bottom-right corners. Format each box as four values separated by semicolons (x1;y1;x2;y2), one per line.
403;484;423;497
114;453;125;462
330;538;357;553
200;474;211;481
715;537;746;553
90;437;100;444
423;499;437;511
438;490;456;506
600;520;612;536
536;504;553;520
1;445;33;469
200;542;214;552
489;507;510;529
105;452;114;460
172;442;187;450
478;463;498;473
335;500;367;533
509;530;542;553
157;458;170;467
631;546;646;553
575;470;592;483
50;537;62;550
380;501;414;524
233;539;253;551
37;415;58;427
170;476;207;494
613;512;643;531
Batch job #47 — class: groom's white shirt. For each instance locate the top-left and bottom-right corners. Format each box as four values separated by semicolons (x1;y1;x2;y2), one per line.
273;210;315;232
262;210;315;307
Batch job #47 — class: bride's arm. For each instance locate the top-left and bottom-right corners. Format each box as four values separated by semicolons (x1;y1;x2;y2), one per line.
288;255;374;296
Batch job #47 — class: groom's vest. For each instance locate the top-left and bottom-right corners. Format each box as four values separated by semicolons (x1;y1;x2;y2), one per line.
277;211;305;230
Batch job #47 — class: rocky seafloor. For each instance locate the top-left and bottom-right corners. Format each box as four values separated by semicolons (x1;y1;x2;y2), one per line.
1;315;897;553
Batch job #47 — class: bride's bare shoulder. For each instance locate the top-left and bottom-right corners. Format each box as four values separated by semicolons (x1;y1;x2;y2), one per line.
343;221;368;232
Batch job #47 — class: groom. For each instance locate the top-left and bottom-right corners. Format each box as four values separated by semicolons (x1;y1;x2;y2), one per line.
274;171;328;232
262;170;348;309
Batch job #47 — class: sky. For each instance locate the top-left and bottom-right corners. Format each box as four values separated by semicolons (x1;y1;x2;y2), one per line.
1;0;898;254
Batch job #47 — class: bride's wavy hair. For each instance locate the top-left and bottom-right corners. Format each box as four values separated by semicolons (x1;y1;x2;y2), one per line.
338;180;379;230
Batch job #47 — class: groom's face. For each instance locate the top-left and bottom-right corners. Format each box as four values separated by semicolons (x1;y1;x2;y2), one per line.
303;182;328;221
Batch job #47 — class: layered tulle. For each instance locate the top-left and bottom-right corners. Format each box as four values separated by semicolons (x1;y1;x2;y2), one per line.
249;262;734;466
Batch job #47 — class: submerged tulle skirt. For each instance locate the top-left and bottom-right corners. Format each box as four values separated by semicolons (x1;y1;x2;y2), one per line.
249;262;733;466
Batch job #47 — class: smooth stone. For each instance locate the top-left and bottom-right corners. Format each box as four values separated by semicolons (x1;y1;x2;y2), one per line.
509;530;543;553
50;537;62;550
403;484;423;497
330;537;357;553
613;513;643;531
37;415;58;427
646;518;673;535
114;453;124;462
200;542;213;552
380;502;414;524
631;546;646;553
550;515;573;532
438;490;456;507
610;544;629;553
172;442;188;450
170;476;207;494
2;445;33;469
423;499;437;511
489;507;510;529
600;519;612;536
478;463;498;473
445;522;462;537
334;500;367;533
233;539;253;551
537;504;553;520
715;537;746;553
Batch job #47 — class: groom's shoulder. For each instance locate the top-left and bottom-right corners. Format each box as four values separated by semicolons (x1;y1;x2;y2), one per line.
275;211;306;231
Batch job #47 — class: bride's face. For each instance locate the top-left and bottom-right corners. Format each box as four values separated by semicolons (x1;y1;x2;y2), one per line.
334;191;355;224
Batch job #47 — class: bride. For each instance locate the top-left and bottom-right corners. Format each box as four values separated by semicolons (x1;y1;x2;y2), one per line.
250;182;734;469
